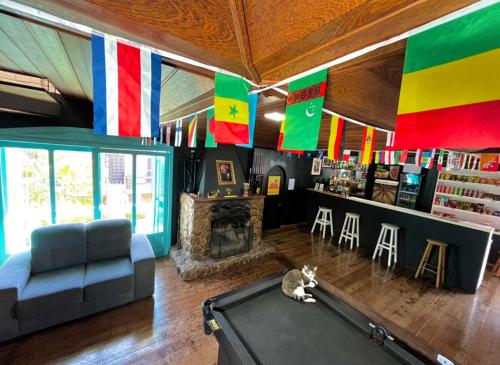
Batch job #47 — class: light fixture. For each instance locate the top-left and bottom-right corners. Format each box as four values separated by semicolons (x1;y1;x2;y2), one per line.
264;112;285;122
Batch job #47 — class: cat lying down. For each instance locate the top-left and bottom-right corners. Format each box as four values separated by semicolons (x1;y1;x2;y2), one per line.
281;265;318;303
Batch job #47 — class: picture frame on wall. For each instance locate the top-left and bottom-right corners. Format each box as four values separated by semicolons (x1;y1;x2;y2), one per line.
322;156;332;168
216;160;236;185
311;158;322;175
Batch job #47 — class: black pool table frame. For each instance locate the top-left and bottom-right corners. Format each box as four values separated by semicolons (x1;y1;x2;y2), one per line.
203;273;433;365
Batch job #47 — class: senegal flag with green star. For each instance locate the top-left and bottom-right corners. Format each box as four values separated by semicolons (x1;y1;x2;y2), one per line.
282;70;327;150
214;72;252;145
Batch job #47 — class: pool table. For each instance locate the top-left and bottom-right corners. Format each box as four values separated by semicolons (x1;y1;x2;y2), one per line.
203;273;432;365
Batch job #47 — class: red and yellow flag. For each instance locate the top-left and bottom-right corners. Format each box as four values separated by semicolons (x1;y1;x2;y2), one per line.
278;120;303;155
360;126;376;165
327;115;345;161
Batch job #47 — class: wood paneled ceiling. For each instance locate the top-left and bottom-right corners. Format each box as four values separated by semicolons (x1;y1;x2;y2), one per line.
0;0;480;149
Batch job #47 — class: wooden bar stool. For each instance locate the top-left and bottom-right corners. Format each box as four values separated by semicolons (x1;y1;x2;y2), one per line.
311;206;333;238
493;251;500;277
415;239;448;288
338;212;360;250
372;223;399;267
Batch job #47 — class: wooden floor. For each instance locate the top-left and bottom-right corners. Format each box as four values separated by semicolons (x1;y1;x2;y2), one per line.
0;226;498;365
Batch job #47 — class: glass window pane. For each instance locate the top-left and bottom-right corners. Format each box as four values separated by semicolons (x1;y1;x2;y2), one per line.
136;155;165;234
55;150;93;224
4;148;50;254
100;153;133;220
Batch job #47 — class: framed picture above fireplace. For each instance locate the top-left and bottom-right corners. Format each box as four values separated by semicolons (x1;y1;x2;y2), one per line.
216;160;236;185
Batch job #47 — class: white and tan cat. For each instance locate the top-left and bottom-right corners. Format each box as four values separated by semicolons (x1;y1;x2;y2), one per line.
281;265;318;303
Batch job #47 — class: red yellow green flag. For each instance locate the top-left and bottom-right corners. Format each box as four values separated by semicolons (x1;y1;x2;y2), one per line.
205;109;217;148
360;126;376;165
395;3;500;149
282;70;327;150
214;72;252;145
327;115;345;161
278;120;303;155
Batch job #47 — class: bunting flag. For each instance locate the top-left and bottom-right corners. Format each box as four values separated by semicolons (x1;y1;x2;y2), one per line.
165;123;171;146
278;120;304;155
237;93;258;148
394;3;500;150
394;151;402;165
471;155;479;170
282;70;328;150
384;131;395;164
437;149;445;171
187;114;198;148
459;153;467;169
205;109;217;148
327;115;345;161
342;150;351;161
174;119;182;147
399;150;409;165
374;151;384;164
360;126;376;165
214;72;252;145
91;34;161;138
414;149;422;166
420;149;435;169
479;154;499;171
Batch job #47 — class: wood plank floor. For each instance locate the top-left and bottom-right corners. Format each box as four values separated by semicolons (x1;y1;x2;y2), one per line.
0;226;498;365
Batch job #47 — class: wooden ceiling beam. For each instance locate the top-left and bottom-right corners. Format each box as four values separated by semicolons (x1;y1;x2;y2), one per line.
161;89;214;122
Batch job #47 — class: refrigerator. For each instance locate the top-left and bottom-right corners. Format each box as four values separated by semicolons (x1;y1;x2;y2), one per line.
396;164;422;210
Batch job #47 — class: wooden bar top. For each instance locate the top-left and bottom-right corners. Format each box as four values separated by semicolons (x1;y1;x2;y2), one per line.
184;193;265;203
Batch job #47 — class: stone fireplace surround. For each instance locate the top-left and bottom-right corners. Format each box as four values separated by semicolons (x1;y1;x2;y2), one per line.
171;193;274;280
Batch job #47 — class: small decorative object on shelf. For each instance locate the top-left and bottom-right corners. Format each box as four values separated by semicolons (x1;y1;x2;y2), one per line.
243;182;250;197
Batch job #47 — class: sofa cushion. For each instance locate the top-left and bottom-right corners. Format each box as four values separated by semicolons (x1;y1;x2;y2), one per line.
84;257;134;302
31;223;87;274
18;265;84;319
87;219;131;262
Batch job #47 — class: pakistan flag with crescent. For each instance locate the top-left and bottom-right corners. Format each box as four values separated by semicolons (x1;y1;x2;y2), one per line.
282;70;328;151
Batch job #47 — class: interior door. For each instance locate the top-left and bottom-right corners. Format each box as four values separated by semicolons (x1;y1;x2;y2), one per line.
262;166;286;230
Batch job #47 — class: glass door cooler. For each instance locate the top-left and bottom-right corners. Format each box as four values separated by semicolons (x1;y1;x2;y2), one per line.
397;173;421;209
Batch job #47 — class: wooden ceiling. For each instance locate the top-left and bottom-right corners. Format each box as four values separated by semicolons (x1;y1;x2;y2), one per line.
0;0;480;149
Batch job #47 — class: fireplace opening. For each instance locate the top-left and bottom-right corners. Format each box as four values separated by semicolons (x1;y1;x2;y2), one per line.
209;202;253;259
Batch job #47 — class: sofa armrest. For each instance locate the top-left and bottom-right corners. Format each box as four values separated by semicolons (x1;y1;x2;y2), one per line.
130;234;155;299
0;252;30;341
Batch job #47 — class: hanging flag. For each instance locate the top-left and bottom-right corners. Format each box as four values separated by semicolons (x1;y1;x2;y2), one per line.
360;126;376;165
459;153;467;170
327;115;345;161
282;70;328;150
237;93;258;148
374;151;381;164
165;123;171;146
384;131;395;164
471;155;479;170
394;3;500;150
414;149;422;166
437;149;445;171
420;149;435;169
174;119;182;147
214;72;252;145
187;114;198;148
91;34;161;138
398;150;409;165
278;120;304;155
342;150;351;161
205;108;217;148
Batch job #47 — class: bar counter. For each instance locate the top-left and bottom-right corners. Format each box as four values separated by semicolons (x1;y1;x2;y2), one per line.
306;189;494;294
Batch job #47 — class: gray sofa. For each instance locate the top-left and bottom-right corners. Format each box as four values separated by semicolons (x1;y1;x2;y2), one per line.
0;219;155;342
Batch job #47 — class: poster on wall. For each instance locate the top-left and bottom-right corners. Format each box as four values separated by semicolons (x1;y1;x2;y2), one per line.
479;154;499;172
267;175;281;195
311;158;322;175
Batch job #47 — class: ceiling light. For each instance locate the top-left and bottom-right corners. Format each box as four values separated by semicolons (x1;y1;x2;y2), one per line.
264;112;285;122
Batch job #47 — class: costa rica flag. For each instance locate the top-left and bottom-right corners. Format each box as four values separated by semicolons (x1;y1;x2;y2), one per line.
92;34;161;138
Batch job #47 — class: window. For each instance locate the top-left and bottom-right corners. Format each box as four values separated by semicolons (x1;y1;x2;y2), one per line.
136;155;165;234
100;153;133;220
55;150;94;223
3;148;50;254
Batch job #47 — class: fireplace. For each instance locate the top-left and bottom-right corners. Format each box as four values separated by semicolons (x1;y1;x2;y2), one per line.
171;193;274;281
209;202;253;259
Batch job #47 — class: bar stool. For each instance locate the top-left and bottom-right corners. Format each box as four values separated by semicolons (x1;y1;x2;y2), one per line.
415;239;448;288
338;212;360;250
311;206;333;238
372;223;399;267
